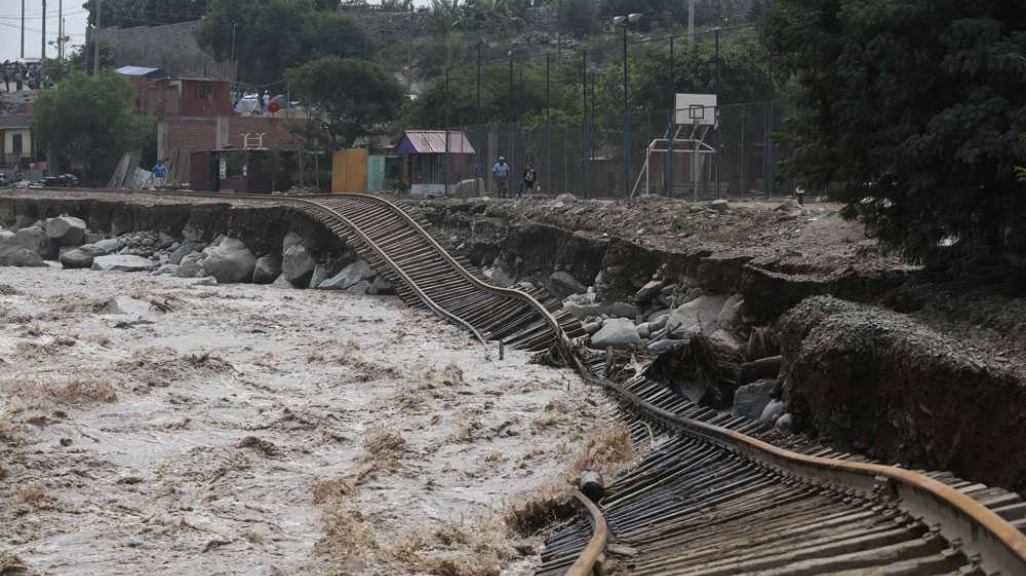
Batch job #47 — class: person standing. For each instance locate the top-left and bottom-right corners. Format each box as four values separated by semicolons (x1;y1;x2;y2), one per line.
520;162;537;198
15;63;23;92
492;156;510;198
1;61;9;92
152;160;167;189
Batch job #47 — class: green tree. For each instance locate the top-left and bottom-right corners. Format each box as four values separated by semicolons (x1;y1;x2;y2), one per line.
559;0;598;36
34;71;156;183
307;11;376;59
196;0;315;85
286;57;404;148
766;0;1026;268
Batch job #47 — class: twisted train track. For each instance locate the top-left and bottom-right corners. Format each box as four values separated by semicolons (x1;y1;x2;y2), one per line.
6;189;1026;575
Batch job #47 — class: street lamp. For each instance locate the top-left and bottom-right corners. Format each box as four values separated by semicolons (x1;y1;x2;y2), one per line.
614;13;642;197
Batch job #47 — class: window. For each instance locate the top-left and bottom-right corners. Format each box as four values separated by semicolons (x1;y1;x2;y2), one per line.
197;82;212;100
12;133;23;155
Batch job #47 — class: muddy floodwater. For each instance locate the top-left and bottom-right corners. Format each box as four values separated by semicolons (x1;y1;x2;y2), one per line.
0;268;626;576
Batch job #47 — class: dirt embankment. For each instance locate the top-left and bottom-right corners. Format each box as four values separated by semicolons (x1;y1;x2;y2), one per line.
406;196;916;321
780;296;1026;491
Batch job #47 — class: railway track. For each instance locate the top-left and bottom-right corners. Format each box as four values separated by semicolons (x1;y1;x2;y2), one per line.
5;188;1026;575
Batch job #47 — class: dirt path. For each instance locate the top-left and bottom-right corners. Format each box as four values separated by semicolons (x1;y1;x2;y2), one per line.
0;268;626;576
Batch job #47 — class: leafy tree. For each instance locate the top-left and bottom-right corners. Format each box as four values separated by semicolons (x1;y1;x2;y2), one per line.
46;44;117;82
380;0;415;11
286;57;404;148
766;0;1026;268
34;71;156;183
196;0;315;85
599;0;684;31
308;11;376;59
632;32;772;110
558;0;598;37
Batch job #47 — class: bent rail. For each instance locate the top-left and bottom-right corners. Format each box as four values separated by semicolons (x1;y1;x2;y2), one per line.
6;188;1026;575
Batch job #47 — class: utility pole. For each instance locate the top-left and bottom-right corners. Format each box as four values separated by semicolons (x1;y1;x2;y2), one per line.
689;0;697;46
444;65;451;198
476;41;482;197
41;0;47;60
58;0;62;59
93;0;102;74
667;36;675;197
545;52;551;194
556;0;562;61
230;22;238;87
20;0;25;59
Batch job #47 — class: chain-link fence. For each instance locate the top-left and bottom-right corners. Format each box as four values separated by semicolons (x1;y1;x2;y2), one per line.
412;25;796;199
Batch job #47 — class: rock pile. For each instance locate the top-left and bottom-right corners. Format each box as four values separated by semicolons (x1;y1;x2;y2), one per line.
0;214;396;296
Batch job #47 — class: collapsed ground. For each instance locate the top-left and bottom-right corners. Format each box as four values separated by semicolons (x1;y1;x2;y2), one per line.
0;268;631;576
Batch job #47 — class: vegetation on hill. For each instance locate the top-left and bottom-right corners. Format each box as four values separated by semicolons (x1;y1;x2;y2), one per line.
766;0;1026;271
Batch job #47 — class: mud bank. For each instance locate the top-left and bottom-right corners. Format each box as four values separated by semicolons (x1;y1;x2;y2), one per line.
780;296;1026;491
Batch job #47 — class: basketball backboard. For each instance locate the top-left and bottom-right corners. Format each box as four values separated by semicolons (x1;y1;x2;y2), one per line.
675;93;718;126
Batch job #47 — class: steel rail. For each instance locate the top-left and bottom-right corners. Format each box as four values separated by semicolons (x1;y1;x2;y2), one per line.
7;188;1026;575
567;490;608;576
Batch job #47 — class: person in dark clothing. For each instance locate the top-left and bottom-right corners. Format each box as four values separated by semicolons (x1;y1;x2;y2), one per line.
520;163;537;198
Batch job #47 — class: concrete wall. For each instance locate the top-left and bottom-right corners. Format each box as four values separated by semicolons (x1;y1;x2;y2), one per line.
95;21;233;80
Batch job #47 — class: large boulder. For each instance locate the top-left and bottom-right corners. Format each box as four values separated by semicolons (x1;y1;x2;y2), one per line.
733;379;776;420
60;244;108;269
155;263;180;276
252;254;282;285
272;274;298;289
565;300;640;320
590;318;642;349
548;271;588;299
1;226;47;255
177;252;206;278
647;338;688;356
103;295;154;316
282;244;316;285
12;215;37;231
319;260;375;291
0;246;46;267
45;216;87;247
91;255;157;273
668;295;726;337
202;238;256;284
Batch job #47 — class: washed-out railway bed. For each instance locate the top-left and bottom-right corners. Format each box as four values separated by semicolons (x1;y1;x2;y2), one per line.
4;188;1026;576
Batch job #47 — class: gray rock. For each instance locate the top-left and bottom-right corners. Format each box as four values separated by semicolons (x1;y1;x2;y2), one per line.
282;244;316;285
103;295;153;316
252;254;282;285
46;216;87;247
0;246;46;267
649;315;669;332
177;252;206;278
1;226;47;255
582;321;602;334
158;232;177;249
637;322;651;339
565;301;640;320
94;239;120;254
60;244;108;269
590;318;642;349
182;220;204;242
646;338;688;356
668;295;726;337
319;260;374;290
775;413;794;431
709;199;730;213
155;264;180;276
272;274;298;289
366;276;395;295
202;238;256;283
91;255;157;273
345;280;372;294
635;280;665;304
548;271;587;298
555;193;576;203
717;294;744;327
0;230;13;241
282;231;305;251
759;399;786;427
732;379;776;420
169;240;201;265
482;264;515;286
309;264;331;289
710;328;742;355
192;276;218;286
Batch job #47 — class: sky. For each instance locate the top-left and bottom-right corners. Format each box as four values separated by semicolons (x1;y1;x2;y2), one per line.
0;0;89;62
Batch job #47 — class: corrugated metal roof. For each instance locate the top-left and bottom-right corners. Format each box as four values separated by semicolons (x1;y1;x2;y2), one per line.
396;131;475;155
115;66;173;78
